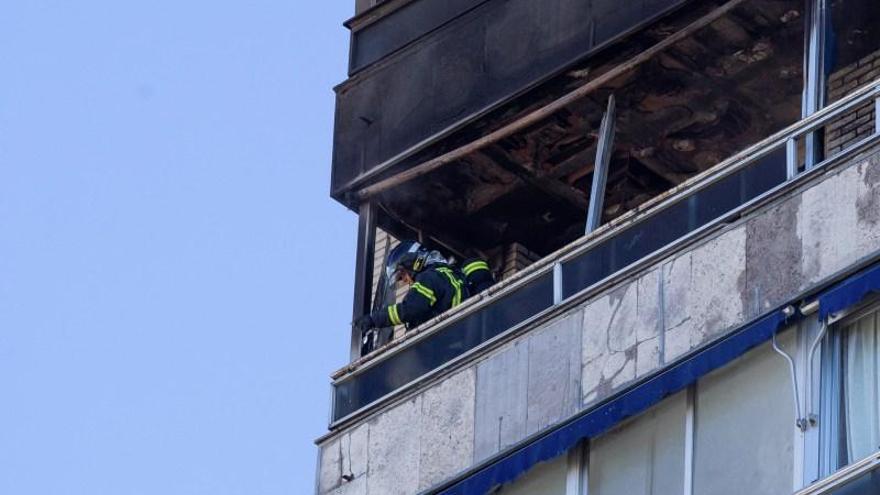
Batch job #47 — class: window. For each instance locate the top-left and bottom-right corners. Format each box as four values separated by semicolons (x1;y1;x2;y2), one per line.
820;304;880;474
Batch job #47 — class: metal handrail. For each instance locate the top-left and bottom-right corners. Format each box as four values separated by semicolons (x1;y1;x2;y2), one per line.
794;451;880;494
333;78;880;385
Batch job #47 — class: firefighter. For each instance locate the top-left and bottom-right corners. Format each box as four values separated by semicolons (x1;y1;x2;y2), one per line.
354;241;467;336
460;257;495;295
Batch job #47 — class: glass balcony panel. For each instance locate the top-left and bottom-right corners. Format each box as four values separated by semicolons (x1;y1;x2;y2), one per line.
333;273;553;421
561;146;787;299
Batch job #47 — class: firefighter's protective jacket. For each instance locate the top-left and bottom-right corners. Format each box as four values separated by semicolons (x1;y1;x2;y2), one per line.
370;264;467;330
460;258;494;295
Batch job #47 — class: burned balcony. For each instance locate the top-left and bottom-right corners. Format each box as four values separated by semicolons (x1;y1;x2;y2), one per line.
339;0;807;256
332;80;880;427
343;0;809;355
328;0;880;429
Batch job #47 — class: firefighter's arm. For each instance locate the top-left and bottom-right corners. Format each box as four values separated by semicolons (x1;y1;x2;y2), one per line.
370;278;437;328
462;258;494;292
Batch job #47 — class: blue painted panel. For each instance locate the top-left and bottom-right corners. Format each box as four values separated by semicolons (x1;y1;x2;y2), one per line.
819;262;880;320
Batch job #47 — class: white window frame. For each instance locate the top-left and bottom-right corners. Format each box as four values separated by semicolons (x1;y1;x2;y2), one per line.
815;300;880;479
566;441;588;495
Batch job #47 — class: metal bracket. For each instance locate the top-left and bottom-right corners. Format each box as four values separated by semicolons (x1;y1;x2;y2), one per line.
786;137;799;179
772;304;829;432
553;262;564;304
772;305;807;431
875;97;880;135
805;319;828;427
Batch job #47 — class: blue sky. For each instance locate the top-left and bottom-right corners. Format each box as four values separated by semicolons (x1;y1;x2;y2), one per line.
1;2;354;493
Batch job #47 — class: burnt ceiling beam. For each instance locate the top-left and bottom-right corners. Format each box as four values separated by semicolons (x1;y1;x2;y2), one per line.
629;151;691;185
465;139;599;215
355;0;750;202
466;181;522;215
547;143;598;180
476;149;590;214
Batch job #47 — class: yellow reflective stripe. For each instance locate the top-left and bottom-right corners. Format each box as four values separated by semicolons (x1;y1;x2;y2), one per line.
411;282;437;306
387;304;402;326
462;261;490;276
452;269;464;306
436;268;462;307
436;267;457;278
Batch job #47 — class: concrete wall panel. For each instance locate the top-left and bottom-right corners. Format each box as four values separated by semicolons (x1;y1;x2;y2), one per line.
581;282;638;405
526;311;583;435
366;397;421;495
473;341;529;462
855;155;880;255
319;424;369;494
800;154;880;291
328;476;366;495
636;269;664;377
663;227;747;361
345;424;369;480
418;369;476;490
800;165;862;288
318;435;342;493
746;196;804;316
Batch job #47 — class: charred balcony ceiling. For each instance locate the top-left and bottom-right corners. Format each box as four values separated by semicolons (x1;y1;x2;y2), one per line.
332;0;694;194
335;0;806;257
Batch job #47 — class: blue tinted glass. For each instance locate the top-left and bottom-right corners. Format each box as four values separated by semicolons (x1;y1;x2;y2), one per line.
333;274;553;421
562;147;786;298
827;468;880;494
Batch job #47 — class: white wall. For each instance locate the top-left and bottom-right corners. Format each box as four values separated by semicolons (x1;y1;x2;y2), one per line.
498;455;567;495
693;332;796;495
590;390;687;495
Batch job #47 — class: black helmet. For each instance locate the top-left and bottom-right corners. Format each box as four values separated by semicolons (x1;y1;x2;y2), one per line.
385;240;429;281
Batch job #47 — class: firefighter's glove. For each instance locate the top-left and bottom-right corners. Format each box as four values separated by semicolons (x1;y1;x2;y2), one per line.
353;314;374;334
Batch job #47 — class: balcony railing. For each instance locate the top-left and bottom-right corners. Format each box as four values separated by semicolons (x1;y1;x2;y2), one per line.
795;452;880;494
329;79;880;427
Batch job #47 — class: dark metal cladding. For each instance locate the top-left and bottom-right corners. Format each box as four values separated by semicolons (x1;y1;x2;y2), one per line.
349;0;490;74
331;0;688;199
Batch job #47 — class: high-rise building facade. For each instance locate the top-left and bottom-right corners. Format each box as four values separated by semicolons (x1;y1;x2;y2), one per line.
317;0;880;493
